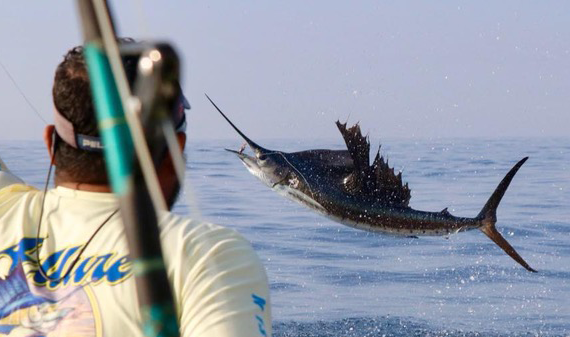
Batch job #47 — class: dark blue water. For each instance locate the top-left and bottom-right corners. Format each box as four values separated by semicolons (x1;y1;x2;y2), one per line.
2;138;569;336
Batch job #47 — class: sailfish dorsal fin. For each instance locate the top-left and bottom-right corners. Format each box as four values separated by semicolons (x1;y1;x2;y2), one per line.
371;150;411;206
335;121;370;170
336;121;411;207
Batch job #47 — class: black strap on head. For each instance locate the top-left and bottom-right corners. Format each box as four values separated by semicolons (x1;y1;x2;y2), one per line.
53;92;189;152
53;107;103;152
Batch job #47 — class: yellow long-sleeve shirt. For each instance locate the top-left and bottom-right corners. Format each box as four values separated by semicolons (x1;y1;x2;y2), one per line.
0;170;271;337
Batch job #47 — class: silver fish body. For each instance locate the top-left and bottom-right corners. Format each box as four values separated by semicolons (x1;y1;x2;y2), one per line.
207;95;536;272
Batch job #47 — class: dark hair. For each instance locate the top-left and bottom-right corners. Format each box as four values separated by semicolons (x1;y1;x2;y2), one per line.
52;41;138;184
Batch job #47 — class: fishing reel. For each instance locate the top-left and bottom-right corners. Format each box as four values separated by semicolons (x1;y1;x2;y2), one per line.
120;42;185;166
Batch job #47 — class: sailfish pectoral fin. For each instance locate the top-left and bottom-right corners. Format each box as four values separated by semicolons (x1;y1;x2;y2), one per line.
272;173;291;188
480;224;537;273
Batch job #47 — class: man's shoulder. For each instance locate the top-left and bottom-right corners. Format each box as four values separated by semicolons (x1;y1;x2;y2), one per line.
158;212;264;281
159;212;252;250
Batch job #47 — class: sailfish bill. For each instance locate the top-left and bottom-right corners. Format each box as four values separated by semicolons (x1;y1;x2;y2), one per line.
206;94;536;272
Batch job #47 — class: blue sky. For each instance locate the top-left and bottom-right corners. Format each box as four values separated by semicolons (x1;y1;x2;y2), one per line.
0;1;568;142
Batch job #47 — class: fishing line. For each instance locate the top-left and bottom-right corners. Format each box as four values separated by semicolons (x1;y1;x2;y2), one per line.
34;140;119;282
93;0;168;212
162;121;202;221
95;0;203;220
129;0;203;221
0;59;48;124
3;6;203;255
2;51;121;283
263;150;317;199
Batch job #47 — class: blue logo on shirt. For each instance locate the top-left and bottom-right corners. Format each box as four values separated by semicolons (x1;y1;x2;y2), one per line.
0;238;132;290
252;294;268;337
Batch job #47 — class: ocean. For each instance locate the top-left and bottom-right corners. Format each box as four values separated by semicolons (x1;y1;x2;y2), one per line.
2;137;569;337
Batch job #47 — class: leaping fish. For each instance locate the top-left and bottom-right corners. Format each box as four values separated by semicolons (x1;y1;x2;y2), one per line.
206;95;536;272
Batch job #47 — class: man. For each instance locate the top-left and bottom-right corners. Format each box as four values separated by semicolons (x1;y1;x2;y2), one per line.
0;44;271;337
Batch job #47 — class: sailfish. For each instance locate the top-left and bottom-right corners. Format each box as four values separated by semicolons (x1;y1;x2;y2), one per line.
206;95;536;272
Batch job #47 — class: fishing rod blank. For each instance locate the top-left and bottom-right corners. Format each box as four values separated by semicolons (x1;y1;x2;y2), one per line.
76;0;180;336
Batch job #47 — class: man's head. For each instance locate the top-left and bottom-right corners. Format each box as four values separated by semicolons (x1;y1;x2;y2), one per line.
45;42;188;205
50;45;139;185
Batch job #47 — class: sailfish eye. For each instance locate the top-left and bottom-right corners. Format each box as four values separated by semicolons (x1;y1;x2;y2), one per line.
258;154;267;161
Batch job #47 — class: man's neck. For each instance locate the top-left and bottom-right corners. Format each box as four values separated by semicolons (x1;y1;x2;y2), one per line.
56;181;113;193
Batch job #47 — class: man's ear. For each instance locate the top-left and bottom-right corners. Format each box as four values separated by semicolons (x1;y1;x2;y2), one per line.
43;125;56;163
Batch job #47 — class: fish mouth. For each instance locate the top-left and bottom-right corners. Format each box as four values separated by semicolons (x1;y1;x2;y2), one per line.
225;148;277;187
225;148;256;166
225;149;326;212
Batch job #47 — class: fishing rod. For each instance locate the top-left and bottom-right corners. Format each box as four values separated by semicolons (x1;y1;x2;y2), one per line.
76;0;180;336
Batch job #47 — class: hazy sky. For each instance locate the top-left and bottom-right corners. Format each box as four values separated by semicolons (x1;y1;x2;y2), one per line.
0;1;568;142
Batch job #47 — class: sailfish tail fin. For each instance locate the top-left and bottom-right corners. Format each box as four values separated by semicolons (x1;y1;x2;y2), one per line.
477;157;536;272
